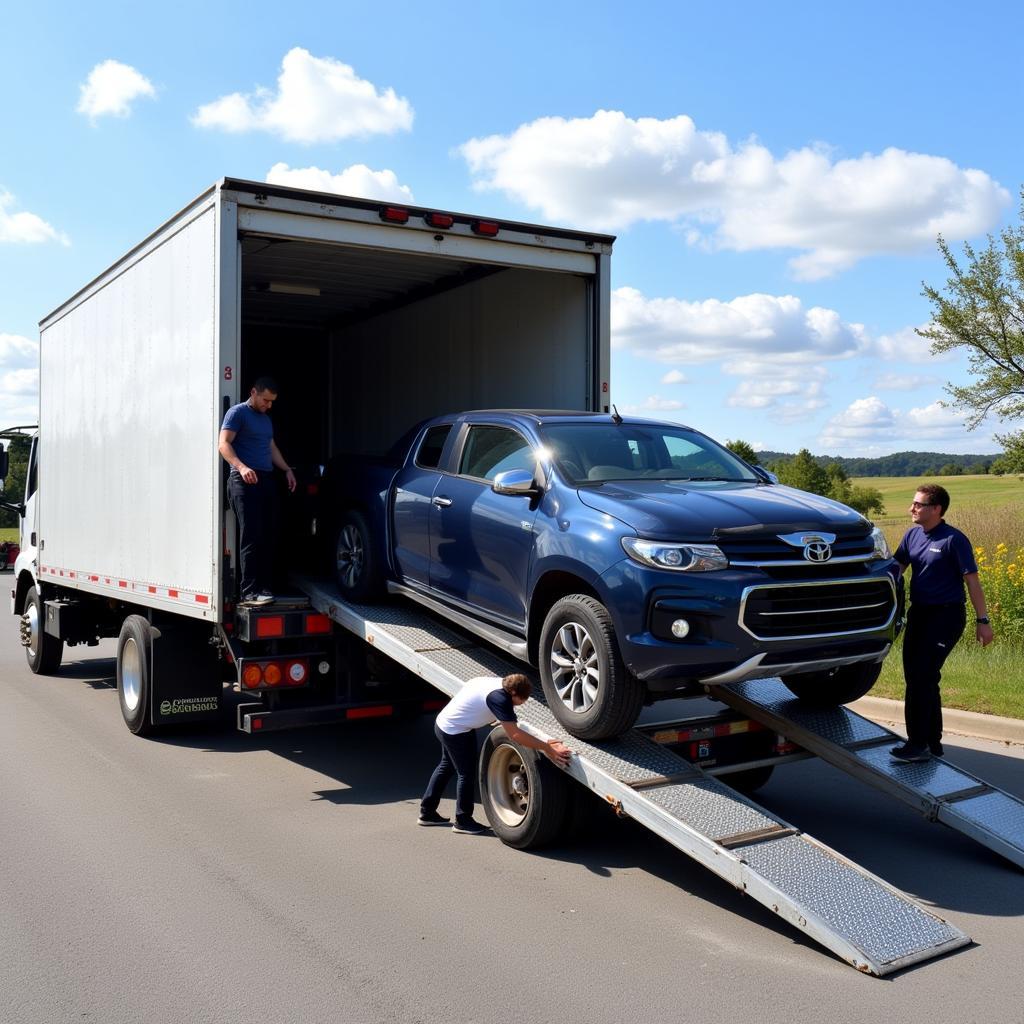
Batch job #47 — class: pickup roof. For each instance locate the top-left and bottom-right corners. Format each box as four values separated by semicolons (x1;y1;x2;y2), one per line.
322;410;900;739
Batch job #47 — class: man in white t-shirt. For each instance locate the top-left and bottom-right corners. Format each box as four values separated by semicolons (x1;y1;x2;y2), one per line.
419;673;572;834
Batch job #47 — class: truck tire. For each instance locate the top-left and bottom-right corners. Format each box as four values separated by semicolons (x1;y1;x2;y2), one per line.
333;510;382;601
538;595;644;740
117;615;156;736
781;661;882;707
478;727;572;849
23;585;63;675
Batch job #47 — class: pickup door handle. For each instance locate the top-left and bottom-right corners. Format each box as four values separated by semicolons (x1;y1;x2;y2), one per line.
432;496;453;508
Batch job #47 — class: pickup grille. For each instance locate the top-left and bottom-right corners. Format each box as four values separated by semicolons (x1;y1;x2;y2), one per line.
718;532;875;566
740;578;896;640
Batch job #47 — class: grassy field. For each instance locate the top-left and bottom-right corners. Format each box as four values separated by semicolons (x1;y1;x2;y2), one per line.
0;528;18;543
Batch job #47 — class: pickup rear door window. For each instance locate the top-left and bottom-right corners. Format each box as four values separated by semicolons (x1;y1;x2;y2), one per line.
428;424;538;628
415;424;453;470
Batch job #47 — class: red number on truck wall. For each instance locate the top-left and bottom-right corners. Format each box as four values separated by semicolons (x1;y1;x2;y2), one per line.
224;366;233;380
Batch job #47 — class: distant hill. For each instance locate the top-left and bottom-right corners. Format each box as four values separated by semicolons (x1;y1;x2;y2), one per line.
753;450;999;477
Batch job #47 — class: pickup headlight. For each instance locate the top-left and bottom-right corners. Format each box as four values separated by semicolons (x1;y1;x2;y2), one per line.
869;526;891;560
621;537;728;572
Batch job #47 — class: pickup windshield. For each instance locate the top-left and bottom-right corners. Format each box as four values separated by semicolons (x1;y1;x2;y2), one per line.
538;422;759;485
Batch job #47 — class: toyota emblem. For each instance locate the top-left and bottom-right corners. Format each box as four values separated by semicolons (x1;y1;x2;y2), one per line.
803;541;832;562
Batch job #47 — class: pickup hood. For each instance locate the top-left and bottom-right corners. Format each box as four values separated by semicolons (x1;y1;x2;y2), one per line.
575;480;868;539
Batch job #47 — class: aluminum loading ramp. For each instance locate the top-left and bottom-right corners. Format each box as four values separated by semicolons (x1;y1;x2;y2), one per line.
297;578;968;975
710;679;1024;871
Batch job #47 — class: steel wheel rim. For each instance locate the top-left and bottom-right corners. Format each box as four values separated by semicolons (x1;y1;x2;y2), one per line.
487;744;530;827
26;600;40;658
122;637;143;712
336;524;363;590
549;619;600;714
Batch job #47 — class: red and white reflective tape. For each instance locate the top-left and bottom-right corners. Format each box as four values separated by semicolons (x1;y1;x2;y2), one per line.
38;565;211;605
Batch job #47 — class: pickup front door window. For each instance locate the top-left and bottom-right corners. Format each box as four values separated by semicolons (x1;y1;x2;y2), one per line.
429;424;539;627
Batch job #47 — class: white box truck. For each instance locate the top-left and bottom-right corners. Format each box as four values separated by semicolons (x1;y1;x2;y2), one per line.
3;177;613;734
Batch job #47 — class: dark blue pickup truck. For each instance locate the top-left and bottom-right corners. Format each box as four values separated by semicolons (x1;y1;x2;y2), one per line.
322;411;900;740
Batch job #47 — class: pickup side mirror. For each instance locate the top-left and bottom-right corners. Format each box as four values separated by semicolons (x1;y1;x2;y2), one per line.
492;469;539;497
754;465;779;484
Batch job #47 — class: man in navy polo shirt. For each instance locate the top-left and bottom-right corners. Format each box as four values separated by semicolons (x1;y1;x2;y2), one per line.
218;376;296;605
419;673;571;834
890;483;993;763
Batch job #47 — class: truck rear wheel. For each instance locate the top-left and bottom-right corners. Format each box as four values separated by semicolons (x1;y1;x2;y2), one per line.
781;661;882;707
478;727;572;849
23;586;63;674
118;615;156;735
538;595;644;740
334;510;382;601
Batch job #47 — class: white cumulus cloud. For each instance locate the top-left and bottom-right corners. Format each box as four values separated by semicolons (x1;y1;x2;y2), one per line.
193;48;413;143
618;395;685;415
0;334;39;424
0;191;69;246
819;396;980;450
660;369;687;384
76;60;155;119
266;163;414;203
460;110;1009;278
872;372;941;391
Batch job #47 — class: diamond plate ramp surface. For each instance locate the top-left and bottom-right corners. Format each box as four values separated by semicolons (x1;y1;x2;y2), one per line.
297;581;973;973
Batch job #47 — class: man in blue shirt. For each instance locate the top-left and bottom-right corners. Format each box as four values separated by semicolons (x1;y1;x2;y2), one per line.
218;377;296;605
890;483;993;762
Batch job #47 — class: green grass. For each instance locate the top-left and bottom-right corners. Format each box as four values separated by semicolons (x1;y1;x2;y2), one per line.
0;528;18;543
873;633;1024;720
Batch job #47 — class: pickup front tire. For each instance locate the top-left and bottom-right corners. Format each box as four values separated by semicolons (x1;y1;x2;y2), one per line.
780;661;882;707
539;595;644;741
333;510;382;601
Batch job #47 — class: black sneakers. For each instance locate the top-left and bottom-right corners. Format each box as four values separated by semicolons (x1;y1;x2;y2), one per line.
452;818;489;835
890;743;932;763
417;810;451;827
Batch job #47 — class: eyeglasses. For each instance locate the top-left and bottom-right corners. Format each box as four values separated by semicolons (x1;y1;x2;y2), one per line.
910;501;935;509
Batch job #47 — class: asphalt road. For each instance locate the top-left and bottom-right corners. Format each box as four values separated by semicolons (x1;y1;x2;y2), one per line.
2;609;1023;1024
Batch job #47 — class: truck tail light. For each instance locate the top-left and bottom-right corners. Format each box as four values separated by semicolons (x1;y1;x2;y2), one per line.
380;206;409;223
263;663;283;686
255;615;285;638
240;658;310;691
304;614;332;635
286;660;309;686
242;664;263;689
425;212;454;229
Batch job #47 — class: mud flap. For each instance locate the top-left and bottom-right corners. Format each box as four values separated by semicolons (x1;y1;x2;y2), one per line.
149;620;224;727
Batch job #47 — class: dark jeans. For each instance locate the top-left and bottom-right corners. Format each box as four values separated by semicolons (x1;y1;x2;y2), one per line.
902;602;966;749
227;472;279;598
421;724;478;825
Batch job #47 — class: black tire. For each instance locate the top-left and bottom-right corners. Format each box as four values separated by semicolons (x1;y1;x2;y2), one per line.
117;615;155;736
538;594;644;740
720;764;775;795
478;727;572;850
333;510;382;601
780;660;882;707
23;585;63;674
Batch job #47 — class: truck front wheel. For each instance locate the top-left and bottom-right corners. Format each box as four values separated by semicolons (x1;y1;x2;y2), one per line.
118;615;155;735
538;595;644;740
22;585;63;675
478;727;572;849
781;661;882;707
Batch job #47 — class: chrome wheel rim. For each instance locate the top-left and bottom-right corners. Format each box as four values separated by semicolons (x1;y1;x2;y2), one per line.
549;620;600;714
26;601;40;658
336;524;363;590
487;744;530;827
121;637;143;712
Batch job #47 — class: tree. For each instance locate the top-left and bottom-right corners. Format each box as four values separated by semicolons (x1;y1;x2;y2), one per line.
0;435;30;529
771;448;829;495
918;188;1024;461
725;439;758;464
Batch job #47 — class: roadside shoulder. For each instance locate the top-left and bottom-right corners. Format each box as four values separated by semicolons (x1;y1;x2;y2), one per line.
852;695;1024;747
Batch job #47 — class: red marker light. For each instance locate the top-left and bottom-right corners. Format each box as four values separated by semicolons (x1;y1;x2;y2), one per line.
255;615;285;638
471;220;499;237
425;212;454;229
380;206;409;224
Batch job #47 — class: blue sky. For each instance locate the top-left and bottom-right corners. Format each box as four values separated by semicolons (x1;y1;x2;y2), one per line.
2;0;1021;455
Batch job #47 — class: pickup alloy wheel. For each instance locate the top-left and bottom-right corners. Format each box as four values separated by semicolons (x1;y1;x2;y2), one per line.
333;510;381;601
539;594;644;740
